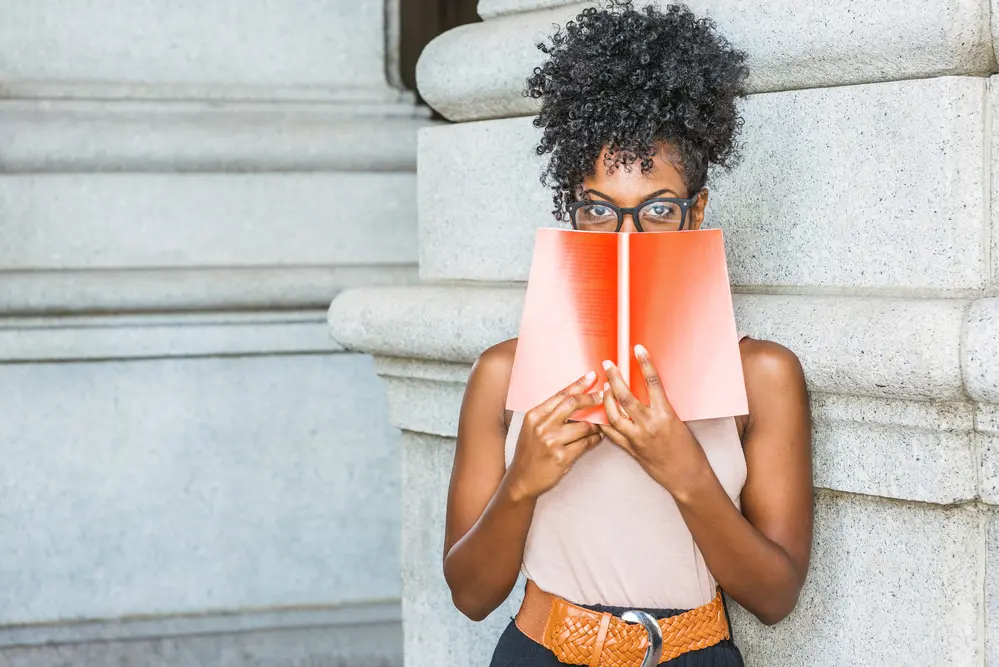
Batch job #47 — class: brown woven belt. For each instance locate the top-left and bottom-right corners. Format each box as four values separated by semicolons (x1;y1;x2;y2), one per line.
515;580;731;667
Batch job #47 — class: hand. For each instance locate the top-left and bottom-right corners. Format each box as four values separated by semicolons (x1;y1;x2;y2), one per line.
506;371;604;501
600;345;710;495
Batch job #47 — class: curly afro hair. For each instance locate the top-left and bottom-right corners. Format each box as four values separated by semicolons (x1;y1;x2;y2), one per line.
525;1;749;220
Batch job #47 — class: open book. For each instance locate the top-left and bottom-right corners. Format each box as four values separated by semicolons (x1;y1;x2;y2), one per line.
506;228;748;424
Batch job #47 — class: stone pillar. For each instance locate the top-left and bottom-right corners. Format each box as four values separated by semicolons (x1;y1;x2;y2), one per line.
331;1;999;665
1;1;429;664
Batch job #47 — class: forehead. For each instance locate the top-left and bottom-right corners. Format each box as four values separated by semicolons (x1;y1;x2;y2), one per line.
582;146;687;198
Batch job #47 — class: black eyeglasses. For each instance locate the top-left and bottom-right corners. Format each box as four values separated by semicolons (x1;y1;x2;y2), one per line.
566;191;703;232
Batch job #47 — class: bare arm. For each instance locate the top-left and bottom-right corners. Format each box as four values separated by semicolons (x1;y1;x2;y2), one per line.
600;340;813;624
443;340;603;621
669;340;812;623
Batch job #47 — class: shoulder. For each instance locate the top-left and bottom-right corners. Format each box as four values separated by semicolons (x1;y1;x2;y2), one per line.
738;337;810;439
736;338;809;439
470;338;518;385
463;338;519;432
739;337;806;392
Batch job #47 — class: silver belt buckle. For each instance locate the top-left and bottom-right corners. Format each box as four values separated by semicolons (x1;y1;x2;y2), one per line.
621;610;664;667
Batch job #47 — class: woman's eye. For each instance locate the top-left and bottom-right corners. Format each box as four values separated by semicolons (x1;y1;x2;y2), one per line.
582;205;614;219
645;203;679;219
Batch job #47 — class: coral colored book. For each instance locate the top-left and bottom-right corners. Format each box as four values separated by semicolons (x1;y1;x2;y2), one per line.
506;228;748;424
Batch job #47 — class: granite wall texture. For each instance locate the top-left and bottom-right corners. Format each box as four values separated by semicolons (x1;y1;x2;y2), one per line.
1;0;429;664
330;1;999;666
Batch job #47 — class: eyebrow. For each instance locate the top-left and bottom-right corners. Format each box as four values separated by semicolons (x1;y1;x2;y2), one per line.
583;187;679;203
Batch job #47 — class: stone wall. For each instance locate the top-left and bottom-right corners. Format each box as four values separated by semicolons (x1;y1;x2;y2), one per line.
1;1;428;664
330;1;999;665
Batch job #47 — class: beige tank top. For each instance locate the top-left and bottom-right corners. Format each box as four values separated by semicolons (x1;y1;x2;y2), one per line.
503;341;748;610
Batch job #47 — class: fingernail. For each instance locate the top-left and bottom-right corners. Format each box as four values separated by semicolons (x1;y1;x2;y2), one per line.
603;382;610;391
584;370;596;383
602;360;613;370
634;344;648;358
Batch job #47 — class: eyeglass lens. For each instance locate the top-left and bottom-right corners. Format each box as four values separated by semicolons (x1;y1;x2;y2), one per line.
572;200;685;232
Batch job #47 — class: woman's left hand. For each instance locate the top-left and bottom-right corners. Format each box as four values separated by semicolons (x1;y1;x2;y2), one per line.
600;344;710;496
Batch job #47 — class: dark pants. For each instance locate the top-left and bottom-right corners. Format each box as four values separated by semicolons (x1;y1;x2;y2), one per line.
489;600;745;667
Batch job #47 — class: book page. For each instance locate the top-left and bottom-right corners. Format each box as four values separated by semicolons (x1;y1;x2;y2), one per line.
507;229;618;423
628;230;748;421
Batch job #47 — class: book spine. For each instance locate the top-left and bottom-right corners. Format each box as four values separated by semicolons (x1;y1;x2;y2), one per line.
617;233;630;387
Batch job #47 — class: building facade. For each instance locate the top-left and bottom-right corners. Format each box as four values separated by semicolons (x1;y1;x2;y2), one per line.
331;1;999;666
1;1;430;664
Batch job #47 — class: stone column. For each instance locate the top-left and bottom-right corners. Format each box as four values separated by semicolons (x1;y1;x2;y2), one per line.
331;1;999;665
1;1;428;664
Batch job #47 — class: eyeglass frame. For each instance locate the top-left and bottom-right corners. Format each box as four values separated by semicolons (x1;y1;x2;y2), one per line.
565;190;706;232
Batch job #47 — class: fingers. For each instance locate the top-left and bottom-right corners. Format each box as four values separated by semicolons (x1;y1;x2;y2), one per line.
599;424;634;456
534;370;597;416
563;431;604;461
601;359;643;417
602;382;624;421
548;419;600;446
546;387;604;426
634;344;667;411
602;381;639;438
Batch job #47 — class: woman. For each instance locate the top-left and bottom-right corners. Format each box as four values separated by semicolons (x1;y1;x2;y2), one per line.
444;3;814;665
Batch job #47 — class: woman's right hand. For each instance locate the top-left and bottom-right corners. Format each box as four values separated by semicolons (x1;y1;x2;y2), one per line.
505;371;604;501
